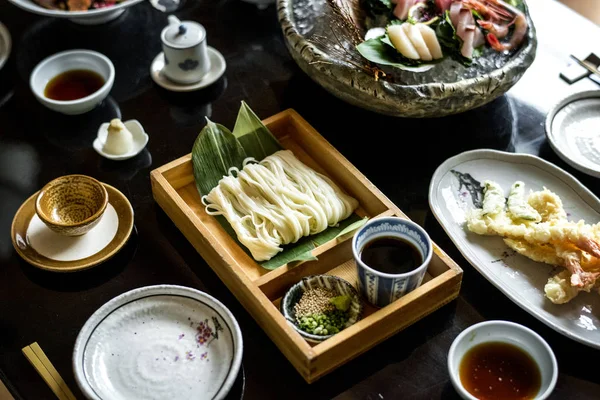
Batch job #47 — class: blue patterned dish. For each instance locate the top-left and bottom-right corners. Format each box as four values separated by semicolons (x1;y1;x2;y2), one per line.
353;217;433;308
281;275;363;343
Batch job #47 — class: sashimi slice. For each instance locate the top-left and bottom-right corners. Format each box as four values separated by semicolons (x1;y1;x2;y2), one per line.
387;24;420;59
404;23;432;61
417;24;443;59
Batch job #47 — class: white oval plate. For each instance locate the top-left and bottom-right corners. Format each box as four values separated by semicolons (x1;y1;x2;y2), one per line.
429;149;600;349
73;285;243;400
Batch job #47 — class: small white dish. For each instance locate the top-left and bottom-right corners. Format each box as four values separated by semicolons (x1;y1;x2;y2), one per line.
73;284;243;400
30;49;115;115
0;21;11;71
7;0;144;25
448;320;558;400
545;90;600;179
93;119;149;161
150;47;226;92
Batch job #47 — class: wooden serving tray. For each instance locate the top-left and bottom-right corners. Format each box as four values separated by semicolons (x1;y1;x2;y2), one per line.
150;109;463;383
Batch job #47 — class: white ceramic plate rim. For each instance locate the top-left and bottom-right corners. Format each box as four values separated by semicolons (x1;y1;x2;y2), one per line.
7;0;144;17
72;284;244;400
428;148;600;349
150;47;226;92
447;320;558;400
93;119;148;160
0;21;12;71
545;90;600;179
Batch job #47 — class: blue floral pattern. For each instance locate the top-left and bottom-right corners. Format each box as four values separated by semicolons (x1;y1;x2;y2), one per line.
354;218;431;308
179;59;199;71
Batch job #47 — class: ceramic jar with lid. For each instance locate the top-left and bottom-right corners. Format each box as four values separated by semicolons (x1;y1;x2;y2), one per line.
160;15;211;84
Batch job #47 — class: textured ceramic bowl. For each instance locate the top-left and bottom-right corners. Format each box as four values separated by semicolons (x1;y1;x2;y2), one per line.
281;274;363;343
35;175;108;237
278;0;537;118
448;320;558;400
30;50;115;115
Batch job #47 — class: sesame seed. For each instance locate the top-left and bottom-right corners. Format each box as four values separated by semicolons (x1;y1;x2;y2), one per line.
294;287;336;319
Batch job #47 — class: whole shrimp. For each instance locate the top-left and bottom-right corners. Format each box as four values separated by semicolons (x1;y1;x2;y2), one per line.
462;0;528;52
484;0;528;52
477;20;510;39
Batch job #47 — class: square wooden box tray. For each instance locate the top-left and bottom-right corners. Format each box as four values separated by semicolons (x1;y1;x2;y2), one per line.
150;109;463;383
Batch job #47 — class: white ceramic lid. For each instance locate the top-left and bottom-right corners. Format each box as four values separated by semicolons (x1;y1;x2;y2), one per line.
161;15;205;49
546;90;600;178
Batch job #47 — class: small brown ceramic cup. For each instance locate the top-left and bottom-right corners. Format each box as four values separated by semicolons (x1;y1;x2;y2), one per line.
35;175;108;236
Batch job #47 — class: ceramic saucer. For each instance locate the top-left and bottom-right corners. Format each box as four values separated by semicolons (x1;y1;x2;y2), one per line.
0;21;12;71
73;285;244;400
11;183;134;272
93;119;149;161
546;90;600;178
150;47;226;92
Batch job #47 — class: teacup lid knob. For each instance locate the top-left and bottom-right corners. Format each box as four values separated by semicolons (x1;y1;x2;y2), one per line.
161;14;206;49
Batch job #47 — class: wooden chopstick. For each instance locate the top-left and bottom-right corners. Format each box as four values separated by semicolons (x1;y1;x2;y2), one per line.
22;342;77;400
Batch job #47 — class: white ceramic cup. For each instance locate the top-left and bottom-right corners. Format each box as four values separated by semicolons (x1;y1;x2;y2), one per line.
160;15;211;85
447;320;558;400
30;49;114;115
352;216;433;308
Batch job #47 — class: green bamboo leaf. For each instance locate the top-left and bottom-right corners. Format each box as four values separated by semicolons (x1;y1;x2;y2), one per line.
232;100;281;160
192;118;247;196
312;213;364;246
260;214;363;270
335;216;369;239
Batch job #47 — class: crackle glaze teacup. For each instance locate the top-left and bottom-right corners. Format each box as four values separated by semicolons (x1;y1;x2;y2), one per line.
35;174;108;236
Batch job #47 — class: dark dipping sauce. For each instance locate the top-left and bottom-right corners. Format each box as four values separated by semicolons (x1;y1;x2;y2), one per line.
459;342;541;400
44;69;105;101
360;236;422;274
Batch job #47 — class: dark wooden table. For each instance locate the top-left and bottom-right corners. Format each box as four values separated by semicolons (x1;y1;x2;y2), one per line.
1;0;599;399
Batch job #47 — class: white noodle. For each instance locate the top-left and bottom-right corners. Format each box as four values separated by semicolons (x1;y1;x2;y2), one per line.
203;150;359;261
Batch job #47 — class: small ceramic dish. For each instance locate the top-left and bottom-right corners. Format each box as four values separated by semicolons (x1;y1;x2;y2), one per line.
73;284;244;400
150;47;226;92
7;0;144;25
545;90;600;179
35;174;108;237
12;182;134;272
30;49;115;115
0;21;11;71
448;320;558;400
281;274;363;343
93;119;149;161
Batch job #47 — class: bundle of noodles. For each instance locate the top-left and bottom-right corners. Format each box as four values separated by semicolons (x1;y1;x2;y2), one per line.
201;150;359;261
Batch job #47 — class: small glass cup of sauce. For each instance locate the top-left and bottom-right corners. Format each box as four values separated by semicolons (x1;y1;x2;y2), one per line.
448;320;558;400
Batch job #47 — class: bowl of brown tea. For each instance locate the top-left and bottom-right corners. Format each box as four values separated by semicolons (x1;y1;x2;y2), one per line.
448;320;558;400
30;49;115;115
352;216;433;308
